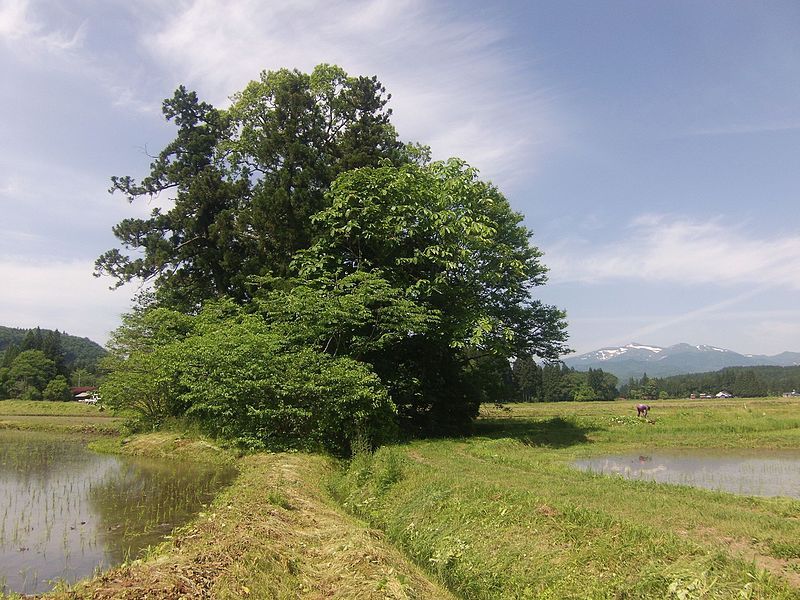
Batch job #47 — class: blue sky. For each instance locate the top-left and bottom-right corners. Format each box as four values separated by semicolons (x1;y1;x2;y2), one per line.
1;0;798;355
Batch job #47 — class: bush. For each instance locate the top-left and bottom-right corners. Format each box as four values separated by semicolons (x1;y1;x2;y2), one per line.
177;318;398;454
43;376;72;401
102;309;398;455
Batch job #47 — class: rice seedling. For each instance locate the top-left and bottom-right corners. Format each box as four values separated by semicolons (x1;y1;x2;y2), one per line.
0;429;234;596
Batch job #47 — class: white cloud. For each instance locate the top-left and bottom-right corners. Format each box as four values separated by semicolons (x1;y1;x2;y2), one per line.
0;258;135;344
141;0;565;188
0;0;85;53
546;214;800;290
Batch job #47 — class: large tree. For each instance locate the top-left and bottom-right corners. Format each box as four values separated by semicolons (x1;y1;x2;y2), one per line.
295;160;568;433
96;64;405;310
98;66;569;445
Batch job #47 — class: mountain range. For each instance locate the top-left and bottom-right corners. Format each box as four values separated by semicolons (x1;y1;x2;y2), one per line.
563;343;800;381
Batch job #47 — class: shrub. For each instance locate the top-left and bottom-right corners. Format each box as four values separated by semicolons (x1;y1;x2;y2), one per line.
43;376;72;401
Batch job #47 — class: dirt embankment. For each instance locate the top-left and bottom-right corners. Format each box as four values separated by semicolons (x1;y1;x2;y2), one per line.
43;443;451;600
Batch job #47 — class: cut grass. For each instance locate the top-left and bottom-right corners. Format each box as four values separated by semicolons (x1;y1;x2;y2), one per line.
332;398;800;599
43;448;453;600
89;431;236;468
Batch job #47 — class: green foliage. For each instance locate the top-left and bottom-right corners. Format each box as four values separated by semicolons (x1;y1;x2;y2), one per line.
8;350;55;398
177;323;396;454
42;375;72;401
299;160;566;359
253;270;438;360
621;366;800;399
0;367;9;398
511;354;542;402
97;64;569;448
296;160;567;433
69;367;97;387
0;325;105;374
96;64;405;309
511;361;618;402
101;300;398;454
100;306;201;422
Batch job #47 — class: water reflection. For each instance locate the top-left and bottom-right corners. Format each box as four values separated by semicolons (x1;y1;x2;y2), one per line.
574;449;800;498
0;430;235;595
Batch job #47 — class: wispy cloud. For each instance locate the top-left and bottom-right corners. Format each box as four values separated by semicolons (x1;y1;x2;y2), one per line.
141;0;565;188
609;285;770;347
0;0;162;116
676;120;800;138
0;0;85;53
546;214;800;290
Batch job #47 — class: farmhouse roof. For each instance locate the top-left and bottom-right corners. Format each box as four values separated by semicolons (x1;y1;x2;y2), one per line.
70;386;98;395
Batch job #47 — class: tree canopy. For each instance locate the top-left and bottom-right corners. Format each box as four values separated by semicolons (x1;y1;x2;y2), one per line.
97;64;569;452
0;326;104;400
295;160;567;432
96;64;406;310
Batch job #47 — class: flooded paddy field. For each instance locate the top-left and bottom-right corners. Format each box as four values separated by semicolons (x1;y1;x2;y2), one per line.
574;448;800;498
0;429;235;595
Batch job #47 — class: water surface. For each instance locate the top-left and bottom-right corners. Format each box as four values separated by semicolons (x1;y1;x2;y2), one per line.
574;449;800;499
0;430;235;595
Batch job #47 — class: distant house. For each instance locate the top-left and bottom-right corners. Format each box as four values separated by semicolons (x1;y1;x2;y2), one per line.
716;391;733;398
70;386;98;402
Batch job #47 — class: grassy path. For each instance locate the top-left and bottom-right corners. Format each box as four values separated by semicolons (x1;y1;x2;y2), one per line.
44;448;452;600
333;398;800;599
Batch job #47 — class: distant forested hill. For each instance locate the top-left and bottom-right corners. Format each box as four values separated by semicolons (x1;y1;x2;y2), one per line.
0;325;107;372
621;365;800;399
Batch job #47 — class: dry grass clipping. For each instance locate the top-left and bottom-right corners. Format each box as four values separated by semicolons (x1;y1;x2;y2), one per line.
43;453;452;600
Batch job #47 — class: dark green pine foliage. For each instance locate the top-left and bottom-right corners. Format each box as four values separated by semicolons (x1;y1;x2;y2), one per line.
21;327;43;352
95;86;247;311
512;355;543;402
96;65;405;311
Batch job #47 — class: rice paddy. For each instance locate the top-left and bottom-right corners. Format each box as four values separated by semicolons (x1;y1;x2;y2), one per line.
0;430;235;595
6;396;800;598
574;449;800;498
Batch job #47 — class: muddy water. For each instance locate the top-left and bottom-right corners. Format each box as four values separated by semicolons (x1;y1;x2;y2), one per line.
0;430;235;595
574;449;800;499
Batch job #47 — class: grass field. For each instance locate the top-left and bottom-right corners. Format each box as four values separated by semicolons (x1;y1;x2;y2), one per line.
0;399;123;434
333;397;800;599
6;397;800;598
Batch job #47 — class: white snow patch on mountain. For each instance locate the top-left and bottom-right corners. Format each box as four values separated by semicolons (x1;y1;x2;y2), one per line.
695;345;731;352
596;348;627;360
627;344;663;353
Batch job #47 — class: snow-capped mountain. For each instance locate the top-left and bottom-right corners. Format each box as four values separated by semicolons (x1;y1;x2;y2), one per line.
563;343;800;380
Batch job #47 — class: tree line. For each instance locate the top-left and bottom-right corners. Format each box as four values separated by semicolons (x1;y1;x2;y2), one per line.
511;359;618;402
619;366;800;399
95;64;569;454
0;327;104;400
